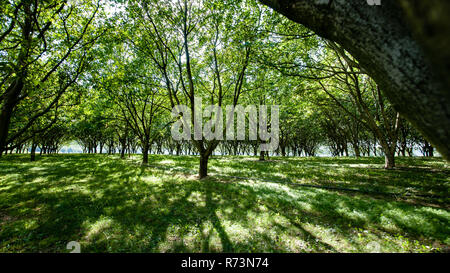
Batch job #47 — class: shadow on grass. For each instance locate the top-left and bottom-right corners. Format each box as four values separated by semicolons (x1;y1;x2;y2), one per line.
0;154;448;253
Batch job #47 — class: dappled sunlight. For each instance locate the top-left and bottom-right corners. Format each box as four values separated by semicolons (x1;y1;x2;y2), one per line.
187;191;206;207
0;154;448;252
141;175;163;185
159;159;176;165
84;216;115;241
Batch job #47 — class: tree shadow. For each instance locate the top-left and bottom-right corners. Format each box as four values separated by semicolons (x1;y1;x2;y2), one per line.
0;154;448;253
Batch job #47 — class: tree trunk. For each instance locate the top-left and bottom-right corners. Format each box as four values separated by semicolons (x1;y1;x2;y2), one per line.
259;150;265;161
176;143;181;156
199;154;209;179
384;151;395;169
142;143;149;164
30;143;37;162
0;75;25;157
400;144;406;157
354;145;360;158
352;141;361;157
259;0;450;160
281;145;286;157
120;143;126;159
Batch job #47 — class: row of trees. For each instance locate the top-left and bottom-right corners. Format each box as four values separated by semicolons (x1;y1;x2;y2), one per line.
0;0;438;178
7;110;434;160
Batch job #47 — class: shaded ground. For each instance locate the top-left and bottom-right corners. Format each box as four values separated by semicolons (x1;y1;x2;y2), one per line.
0;154;448;253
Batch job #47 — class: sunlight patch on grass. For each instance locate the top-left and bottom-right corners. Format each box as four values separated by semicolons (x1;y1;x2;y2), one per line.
141;175;162;184
84;216;115;241
187;191;206;207
335;207;370;223
28;166;47;172
159;159;175;165
222;219;253;244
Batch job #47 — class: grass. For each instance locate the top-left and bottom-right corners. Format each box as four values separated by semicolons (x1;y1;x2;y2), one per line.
0;154;448;253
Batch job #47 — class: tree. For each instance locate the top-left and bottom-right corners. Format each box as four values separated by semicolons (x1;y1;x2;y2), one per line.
0;0;106;156
104;58;169;164
259;0;450;160
128;0;261;178
315;46;402;168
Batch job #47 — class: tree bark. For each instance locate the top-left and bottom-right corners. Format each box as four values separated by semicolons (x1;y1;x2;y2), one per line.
396;0;450;96
259;150;265;161
120;144;126;159
384;150;395;169
30;142;37;162
199;153;209;179
142;143;149;164
176;143;181;156
259;0;450;160
281;145;286;157
353;143;361;158
0;80;24;156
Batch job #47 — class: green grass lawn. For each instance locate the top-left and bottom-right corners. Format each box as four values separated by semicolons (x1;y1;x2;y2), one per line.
0;154;448;253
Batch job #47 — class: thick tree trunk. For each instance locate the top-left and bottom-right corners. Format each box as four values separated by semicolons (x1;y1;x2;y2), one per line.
384;151;395;170
396;0;450;97
142;143;149;164
0;98;15;156
259;0;450;160
199;154;209;179
0;53;27;157
353;144;361;158
379;141;396;169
